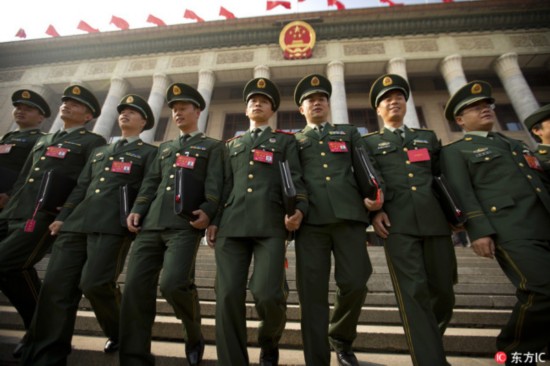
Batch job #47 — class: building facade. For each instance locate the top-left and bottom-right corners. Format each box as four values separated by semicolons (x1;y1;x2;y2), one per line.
1;0;549;146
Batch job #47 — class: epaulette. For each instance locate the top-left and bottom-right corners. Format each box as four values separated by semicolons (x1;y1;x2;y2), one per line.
200;134;222;142
226;134;243;143
409;127;434;132
274;129;295;135
361;131;379;138
82;129;103;137
443;137;466;147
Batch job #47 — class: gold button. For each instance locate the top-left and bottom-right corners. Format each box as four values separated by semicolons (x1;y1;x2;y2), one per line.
512;151;517;156
109;157;114;161
411;186;417;191
105;167;110;171
170;174;174;179
196;154;199;157
527;175;533;180
173;164;177;168
251;149;255;152
323;164;328;168
403;147;408;152
536;187;542;193
519;163;524;167
28;178;34;183
319;141;324;145
247;188;253;193
176;152;180;156
383;151;387;155
326;176;331;181
406;160;410;165
166;186;172;191
490;206;497;213
408;173;414;178
321;152;326;156
100;177;105;182
249;161;254;165
248;174;254;179
95;189;100;193
40;156;46;160
34;167;40;171
485;157;490;161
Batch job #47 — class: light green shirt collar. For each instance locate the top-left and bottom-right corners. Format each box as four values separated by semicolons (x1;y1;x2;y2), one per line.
465;131;490;138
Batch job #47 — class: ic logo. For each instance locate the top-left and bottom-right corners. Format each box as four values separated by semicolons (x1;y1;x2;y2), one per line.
495;351;507;364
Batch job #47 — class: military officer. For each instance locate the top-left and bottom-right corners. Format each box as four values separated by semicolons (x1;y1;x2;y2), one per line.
120;83;223;366
206;77;307;366
0;90;49;240
20;94;157;365
0;84;106;358
524;104;550;176
441;81;550;366
363;74;456;366
293;74;379;366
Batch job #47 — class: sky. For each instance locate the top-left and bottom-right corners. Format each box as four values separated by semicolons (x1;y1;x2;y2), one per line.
0;0;473;44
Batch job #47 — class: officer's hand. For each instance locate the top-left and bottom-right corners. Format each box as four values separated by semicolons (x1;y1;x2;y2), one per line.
285;209;303;232
471;236;495;259
364;189;384;211
0;193;9;209
206;225;218;248
127;213;142;233
49;220;64;236
372;211;391;239
190;209;210;230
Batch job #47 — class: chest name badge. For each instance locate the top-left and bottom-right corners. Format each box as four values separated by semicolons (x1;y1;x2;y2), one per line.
328;141;348;153
0;144;13;154
111;161;132;174
407;148;430;162
45;146;69;159
253;150;274;164
524;154;543;171
176;155;197;169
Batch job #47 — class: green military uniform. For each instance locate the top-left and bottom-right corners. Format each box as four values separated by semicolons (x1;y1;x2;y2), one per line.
0;85;105;332
441;81;550;365
292;74;372;366
363;74;455;366
524;104;550;177
533;144;550;175
119;84;223;366
20;95;157;366
214;78;308;366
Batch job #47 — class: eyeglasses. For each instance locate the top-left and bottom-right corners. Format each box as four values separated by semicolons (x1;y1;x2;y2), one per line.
459;103;495;115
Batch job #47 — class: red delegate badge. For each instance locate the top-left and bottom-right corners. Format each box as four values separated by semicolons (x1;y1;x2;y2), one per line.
524;155;542;171
176;155;197;169
328;141;348;153
0;144;13;154
45;146;69;159
111;161;132;174
407;148;430;162
253;150;274;164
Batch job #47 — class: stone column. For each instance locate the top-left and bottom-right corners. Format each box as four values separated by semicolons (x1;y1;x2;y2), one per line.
326;60;349;125
92;77;129;139
49;79;84;133
140;73;170;143
197;69;215;133
440;54;468;96
494;52;539;124
387;58;420;128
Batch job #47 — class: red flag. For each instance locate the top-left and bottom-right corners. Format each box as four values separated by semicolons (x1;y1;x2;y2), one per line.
77;20;99;33
298;0;306;2
442;0;454;2
327;0;346;10
380;0;404;6
184;9;205;22
110;15;129;30
219;6;236;19
15;28;26;39
146;14;166;27
266;1;291;10
45;25;60;37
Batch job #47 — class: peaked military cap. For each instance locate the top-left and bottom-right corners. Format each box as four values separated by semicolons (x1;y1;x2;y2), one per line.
12;89;51;118
369;74;410;109
166;83;206;111
444;80;495;122
243;78;281;111
62;84;101;119
117;94;155;131
294;74;332;106
524;104;550;131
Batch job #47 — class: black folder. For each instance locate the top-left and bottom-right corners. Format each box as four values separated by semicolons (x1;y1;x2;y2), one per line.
279;160;296;216
0;166;19;193
119;184;138;227
353;146;380;200
174;167;204;219
35;169;76;215
432;175;467;227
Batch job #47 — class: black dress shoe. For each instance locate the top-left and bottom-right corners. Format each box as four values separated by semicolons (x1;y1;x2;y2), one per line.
103;338;119;353
336;350;359;366
259;347;279;366
12;333;28;359
185;337;205;366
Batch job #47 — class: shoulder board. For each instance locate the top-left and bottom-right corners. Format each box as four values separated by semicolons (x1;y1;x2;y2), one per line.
274;129;295;135
200;134;222;142
409;127;434;132
138;141;157;148
443;137;466;147
362;131;379;138
226;134;243;143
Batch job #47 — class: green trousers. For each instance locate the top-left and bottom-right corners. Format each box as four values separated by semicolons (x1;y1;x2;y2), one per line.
215;236;287;366
295;222;372;366
119;229;203;366
384;233;456;366
19;231;131;366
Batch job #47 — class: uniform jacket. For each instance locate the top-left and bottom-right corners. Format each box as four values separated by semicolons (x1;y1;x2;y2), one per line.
0;128;44;175
441;133;550;242
56;139;157;235
295;124;368;226
362;126;450;236
534;144;550;177
218;126;308;238
132;133;223;231
0;127;106;220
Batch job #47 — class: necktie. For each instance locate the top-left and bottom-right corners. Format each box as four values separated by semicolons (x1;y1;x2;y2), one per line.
315;124;324;136
394;129;404;144
252;128;261;143
55;130;67;140
181;134;191;143
115;139;127;151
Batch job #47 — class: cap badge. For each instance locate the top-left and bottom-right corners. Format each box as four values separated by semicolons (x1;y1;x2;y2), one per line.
126;96;134;103
72;86;81;95
471;83;482;94
382;76;393;87
311;76;320;87
257;79;266;89
21;90;31;99
173;85;182;96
